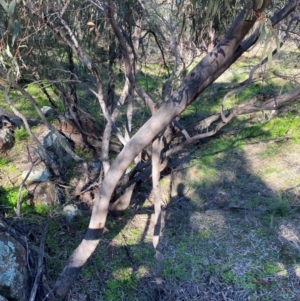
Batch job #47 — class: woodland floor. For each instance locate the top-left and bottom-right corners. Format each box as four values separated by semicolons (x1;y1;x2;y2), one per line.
1;46;300;301
42;134;300;301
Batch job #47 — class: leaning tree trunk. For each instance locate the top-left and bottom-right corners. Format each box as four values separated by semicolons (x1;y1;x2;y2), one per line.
51;0;299;298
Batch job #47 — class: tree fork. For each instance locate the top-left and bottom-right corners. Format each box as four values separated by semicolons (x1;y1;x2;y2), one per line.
51;1;299;298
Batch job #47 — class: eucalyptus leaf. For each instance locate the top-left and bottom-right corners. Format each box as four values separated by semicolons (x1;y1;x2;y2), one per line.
0;0;8;12
99;20;106;31
264;26;269;35
207;0;213;16
8;0;15;16
5;45;13;58
6;68;13;84
180;12;186;38
12;21;21;45
212;0;219;17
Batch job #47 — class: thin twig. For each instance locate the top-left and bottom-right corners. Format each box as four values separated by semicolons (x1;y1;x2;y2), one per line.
29;219;50;301
16;145;39;217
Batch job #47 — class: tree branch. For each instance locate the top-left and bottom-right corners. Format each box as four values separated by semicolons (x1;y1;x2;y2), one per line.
51;1;298;298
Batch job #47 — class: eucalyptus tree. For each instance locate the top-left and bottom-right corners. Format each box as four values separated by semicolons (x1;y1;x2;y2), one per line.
0;0;299;299
52;1;300;298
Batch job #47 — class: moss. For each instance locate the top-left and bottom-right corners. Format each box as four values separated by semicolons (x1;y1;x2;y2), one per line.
0;186;27;207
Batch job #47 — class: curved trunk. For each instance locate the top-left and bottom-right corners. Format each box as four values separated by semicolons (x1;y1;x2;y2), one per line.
52;0;299;298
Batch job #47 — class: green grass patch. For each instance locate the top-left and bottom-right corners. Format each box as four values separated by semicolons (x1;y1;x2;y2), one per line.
236;113;300;146
74;147;93;161
105;272;137;301
0;157;8;167
264;262;284;275
261;114;300;139
136;70;162;95
0;186;27;210
0;186;55;216
14;126;29;141
0;83;60;119
260;167;279;175
220;266;258;291
31;203;51;215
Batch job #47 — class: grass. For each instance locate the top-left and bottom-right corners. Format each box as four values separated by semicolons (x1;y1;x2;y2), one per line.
14;126;29;141
0;186;27;209
0;157;8;167
0;42;300;301
0;82;63;120
0;186;53;216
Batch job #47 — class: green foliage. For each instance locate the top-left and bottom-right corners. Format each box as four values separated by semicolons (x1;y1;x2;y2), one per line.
264;262;284;274
0;186;27;207
0;0;21;79
6;163;17;174
31;203;51;215
74;147;93;161
0;186;54;216
255;17;281;66
136;66;168;96
105;269;137;301
220;266;258;291
14;126;29;141
178;0;242;43
0;157;8;167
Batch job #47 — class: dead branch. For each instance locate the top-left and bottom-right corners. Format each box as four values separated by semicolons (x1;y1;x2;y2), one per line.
29;220;50;301
165;86;300;157
8;78;84;163
220;21;291;123
15;145;39;217
0;85;61;177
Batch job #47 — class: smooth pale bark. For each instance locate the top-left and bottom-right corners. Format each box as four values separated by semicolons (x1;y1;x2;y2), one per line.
52;1;300;298
151;136;164;284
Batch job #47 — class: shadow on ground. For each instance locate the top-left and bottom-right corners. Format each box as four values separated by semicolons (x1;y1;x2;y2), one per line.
49;138;300;301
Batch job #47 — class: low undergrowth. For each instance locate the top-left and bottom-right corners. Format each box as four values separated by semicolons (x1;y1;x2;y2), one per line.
0;46;300;301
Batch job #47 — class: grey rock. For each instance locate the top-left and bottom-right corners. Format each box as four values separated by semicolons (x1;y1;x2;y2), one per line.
8;117;22;128
63;204;80;222
91;161;101;169
0;232;29;301
0;128;15;153
22;168;50;184
41;106;55;117
28;118;39;126
39;130;73;169
33;181;63;206
0;116;15;153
